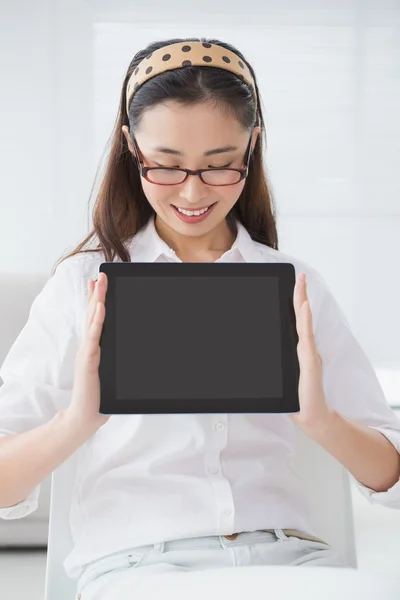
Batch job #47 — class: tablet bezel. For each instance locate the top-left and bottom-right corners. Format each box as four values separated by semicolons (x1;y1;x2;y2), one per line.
98;262;300;415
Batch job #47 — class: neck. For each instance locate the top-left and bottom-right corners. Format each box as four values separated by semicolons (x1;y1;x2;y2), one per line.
154;214;237;261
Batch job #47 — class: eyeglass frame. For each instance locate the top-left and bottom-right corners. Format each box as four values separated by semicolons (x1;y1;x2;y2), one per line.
129;133;254;186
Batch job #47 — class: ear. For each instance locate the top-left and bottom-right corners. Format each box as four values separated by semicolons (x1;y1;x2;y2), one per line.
121;125;136;156
251;126;261;153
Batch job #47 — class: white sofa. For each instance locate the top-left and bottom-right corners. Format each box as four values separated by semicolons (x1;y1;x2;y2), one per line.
0;272;51;546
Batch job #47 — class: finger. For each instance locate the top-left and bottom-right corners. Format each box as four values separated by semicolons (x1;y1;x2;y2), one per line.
88;278;95;295
301;300;313;341
79;301;106;365
88;301;105;342
86;274;107;332
297;300;319;363
293;273;306;309
88;279;95;303
86;279;98;331
293;273;306;335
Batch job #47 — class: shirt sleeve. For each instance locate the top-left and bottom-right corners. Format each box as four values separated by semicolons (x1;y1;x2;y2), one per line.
0;433;41;519
309;269;400;508
0;257;82;520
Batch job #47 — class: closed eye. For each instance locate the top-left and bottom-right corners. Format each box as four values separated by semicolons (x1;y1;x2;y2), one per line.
154;162;234;169
212;163;233;169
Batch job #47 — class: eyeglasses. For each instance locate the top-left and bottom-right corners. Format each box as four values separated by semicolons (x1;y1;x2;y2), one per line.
130;135;253;186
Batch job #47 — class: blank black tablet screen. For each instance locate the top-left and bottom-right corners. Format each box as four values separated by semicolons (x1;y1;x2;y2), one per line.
115;276;283;401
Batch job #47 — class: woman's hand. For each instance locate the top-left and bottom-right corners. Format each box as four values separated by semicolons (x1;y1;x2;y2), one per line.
289;272;333;433
65;272;110;436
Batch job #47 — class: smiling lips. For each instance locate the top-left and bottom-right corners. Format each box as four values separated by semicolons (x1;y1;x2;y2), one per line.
172;203;217;223
173;202;216;212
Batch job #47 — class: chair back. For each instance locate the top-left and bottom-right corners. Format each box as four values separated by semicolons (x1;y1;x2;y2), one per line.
44;452;79;600
44;426;357;600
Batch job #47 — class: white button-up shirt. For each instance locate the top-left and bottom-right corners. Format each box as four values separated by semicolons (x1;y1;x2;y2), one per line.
1;215;400;579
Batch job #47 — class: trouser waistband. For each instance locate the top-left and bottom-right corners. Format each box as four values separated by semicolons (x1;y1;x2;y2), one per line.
78;529;329;594
83;528;328;575
157;529;327;550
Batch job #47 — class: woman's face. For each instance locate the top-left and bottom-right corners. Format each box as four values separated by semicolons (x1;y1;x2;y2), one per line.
122;101;260;238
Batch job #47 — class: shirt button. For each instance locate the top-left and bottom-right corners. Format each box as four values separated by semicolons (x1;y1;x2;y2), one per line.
208;466;220;475
222;508;232;516
215;422;226;432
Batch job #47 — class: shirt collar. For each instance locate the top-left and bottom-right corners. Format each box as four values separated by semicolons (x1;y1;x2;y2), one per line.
129;214;261;263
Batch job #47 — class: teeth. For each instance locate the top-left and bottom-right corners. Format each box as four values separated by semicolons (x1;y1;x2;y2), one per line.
177;206;210;216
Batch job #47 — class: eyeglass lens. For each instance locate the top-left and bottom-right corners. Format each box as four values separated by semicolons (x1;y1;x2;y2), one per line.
146;169;242;185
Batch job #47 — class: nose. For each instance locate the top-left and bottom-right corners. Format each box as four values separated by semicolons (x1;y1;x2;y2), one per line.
178;173;209;205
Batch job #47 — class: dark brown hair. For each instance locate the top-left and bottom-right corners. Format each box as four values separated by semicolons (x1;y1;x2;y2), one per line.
53;37;278;274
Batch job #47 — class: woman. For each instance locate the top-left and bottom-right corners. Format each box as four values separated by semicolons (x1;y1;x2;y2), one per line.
1;38;400;600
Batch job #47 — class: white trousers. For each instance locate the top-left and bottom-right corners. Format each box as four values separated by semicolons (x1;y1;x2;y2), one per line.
76;529;351;600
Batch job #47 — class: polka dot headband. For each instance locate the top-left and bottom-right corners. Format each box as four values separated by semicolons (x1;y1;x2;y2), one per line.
126;41;257;116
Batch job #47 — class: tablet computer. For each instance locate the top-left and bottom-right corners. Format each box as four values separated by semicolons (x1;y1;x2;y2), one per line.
98;262;300;415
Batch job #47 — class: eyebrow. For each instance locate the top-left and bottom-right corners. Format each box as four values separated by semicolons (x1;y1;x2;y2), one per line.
152;145;239;157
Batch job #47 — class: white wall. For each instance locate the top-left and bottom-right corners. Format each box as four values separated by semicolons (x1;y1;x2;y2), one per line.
1;0;399;402
0;0;94;275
